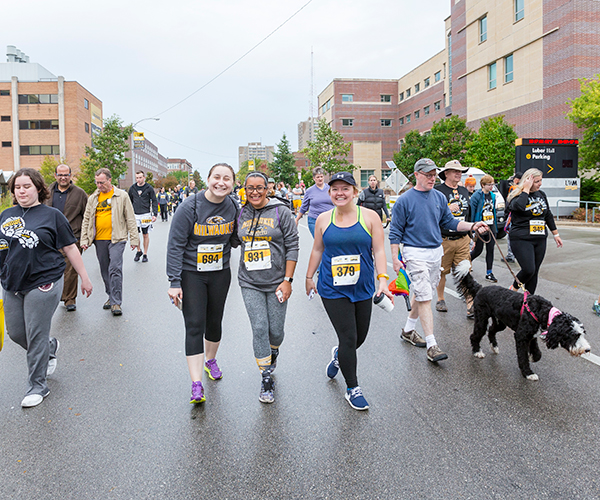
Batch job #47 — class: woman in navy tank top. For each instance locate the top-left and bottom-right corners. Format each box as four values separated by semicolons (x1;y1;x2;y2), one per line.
305;172;393;410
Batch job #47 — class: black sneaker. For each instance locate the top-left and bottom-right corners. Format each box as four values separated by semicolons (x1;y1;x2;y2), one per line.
134;250;143;262
142;254;148;263
485;273;498;283
259;371;274;404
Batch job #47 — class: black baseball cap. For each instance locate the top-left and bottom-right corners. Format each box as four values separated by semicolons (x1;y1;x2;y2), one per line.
330;171;357;186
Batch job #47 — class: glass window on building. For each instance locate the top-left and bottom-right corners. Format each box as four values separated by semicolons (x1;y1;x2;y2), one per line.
424;105;430;116
342;118;354;127
406;88;411;97
381;170;392;181
380;94;392;102
399;117;404;125
381;119;392;127
515;0;524;21
84;98;89;109
505;54;514;83
434;101;441;111
489;62;497;90
414;110;420;119
85;122;90;133
399;92;404;101
1;115;10;121
1;141;11;147
360;170;375;188
479;15;487;43
342;94;353;102
0;90;9;96
406;114;411;123
415;83;420;93
424;77;430;88
434;71;441;82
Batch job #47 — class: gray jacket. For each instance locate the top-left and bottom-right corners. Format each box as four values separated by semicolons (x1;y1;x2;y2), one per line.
237;199;299;292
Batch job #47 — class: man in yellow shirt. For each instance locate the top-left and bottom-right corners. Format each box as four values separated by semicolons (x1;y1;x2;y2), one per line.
81;168;139;316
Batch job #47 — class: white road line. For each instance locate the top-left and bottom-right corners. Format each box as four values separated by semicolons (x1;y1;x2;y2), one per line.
582;352;600;367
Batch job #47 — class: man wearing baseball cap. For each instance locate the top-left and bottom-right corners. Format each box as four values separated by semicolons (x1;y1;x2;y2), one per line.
389;158;489;362
434;160;474;317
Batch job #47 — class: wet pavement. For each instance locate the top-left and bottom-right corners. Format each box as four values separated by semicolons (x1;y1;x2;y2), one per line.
1;218;599;499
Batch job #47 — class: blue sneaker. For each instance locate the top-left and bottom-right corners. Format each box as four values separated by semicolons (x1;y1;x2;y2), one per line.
345;386;369;410
326;346;339;379
593;301;600;317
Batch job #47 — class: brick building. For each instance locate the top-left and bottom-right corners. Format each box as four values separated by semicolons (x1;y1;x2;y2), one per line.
167;158;192;175
121;132;170;189
0;46;102;175
317;0;600;187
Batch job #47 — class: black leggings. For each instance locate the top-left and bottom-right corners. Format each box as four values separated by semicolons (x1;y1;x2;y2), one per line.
159;204;168;221
470;229;496;271
181;268;231;356
510;237;547;294
321;297;372;388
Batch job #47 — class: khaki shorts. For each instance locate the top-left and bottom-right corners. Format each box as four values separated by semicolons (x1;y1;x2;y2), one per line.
405;259;442;302
440;236;472;276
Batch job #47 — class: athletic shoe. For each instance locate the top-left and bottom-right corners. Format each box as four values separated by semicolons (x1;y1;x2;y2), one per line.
270;348;279;373
103;299;111;310
466;306;475;320
401;329;426;347
21;392;49;408
326;346;339;379
47;339;60;377
204;358;223;380
259;372;274;404
502;257;515;263
435;299;448;312
345;386;369;410
134;250;143;262
142;254;148;263
111;304;122;316
427;345;448;362
485;273;498;283
593;301;600;317
190;381;205;404
66;303;76;312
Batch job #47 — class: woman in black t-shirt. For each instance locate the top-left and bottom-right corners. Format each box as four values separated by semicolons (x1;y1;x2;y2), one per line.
1;168;93;408
506;168;562;293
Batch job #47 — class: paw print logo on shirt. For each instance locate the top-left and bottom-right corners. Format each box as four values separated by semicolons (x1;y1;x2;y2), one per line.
0;216;39;249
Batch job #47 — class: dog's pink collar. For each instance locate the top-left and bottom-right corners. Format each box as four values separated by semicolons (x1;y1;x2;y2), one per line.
520;291;539;322
540;307;562;341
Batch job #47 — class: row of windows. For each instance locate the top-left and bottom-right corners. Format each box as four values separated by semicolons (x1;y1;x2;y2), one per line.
20;145;60;155
18;94;59;104
20;120;59;130
399;101;442;125
399;71;442;102
341;118;394;127
489;54;513;90
479;1;524;44
340;94;393;103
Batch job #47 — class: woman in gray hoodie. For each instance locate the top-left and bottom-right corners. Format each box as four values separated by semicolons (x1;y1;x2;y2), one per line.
237;172;299;404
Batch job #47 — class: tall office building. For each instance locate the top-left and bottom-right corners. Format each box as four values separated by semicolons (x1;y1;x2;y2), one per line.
238;142;274;168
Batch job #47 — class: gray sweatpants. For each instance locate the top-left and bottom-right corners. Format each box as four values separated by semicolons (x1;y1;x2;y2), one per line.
3;277;63;396
94;240;126;305
241;287;287;369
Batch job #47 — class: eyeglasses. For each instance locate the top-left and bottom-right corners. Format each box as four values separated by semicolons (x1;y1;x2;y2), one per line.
417;171;437;179
56;174;71;177
246;186;266;193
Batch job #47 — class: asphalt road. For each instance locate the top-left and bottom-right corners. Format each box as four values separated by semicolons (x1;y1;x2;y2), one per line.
1;218;599;499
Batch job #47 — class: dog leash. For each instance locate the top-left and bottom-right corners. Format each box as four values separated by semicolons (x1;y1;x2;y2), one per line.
471;229;525;290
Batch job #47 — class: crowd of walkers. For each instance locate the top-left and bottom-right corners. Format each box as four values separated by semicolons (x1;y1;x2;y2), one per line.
0;159;572;410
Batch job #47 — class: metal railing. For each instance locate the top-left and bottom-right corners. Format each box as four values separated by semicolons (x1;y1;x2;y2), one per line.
556;199;600;223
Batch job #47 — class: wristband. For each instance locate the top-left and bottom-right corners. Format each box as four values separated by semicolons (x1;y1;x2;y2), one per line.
553;233;560;238
306;276;313;280
377;273;390;280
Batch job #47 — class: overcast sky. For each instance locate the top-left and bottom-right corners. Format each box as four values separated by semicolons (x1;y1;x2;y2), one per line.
3;0;450;179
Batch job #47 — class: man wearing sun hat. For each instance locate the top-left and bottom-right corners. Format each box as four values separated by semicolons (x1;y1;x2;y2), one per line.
389;158;489;362
434;159;474;317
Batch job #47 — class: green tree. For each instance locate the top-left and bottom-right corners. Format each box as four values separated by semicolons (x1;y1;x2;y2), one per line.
39;155;60;185
145;171;155;187
567;75;600;176
76;115;133;193
466;115;518;179
171;169;189;185
192;170;206;189
302;119;353;175
392;129;431;178
300;168;314;188
428;115;474;167
271;134;298;187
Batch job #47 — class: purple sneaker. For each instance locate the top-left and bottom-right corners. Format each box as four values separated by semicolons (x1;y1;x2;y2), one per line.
190;381;205;404
204;358;223;380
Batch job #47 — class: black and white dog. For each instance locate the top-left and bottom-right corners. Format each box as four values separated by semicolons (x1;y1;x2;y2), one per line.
454;266;591;380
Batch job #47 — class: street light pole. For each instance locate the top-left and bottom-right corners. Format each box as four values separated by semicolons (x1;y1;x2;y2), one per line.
129;117;160;187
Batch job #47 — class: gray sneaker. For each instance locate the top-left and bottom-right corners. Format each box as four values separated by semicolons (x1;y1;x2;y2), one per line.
401;329;426;347
427;345;448;362
435;300;448;312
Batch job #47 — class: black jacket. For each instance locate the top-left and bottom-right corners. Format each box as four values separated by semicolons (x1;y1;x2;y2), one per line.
128;182;158;216
357;187;389;217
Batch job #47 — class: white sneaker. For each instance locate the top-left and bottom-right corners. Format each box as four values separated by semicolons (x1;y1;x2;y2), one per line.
21;394;45;408
47;339;60;376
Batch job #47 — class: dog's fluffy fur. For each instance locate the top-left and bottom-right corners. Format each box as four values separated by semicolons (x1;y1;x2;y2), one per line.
454;271;591;380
